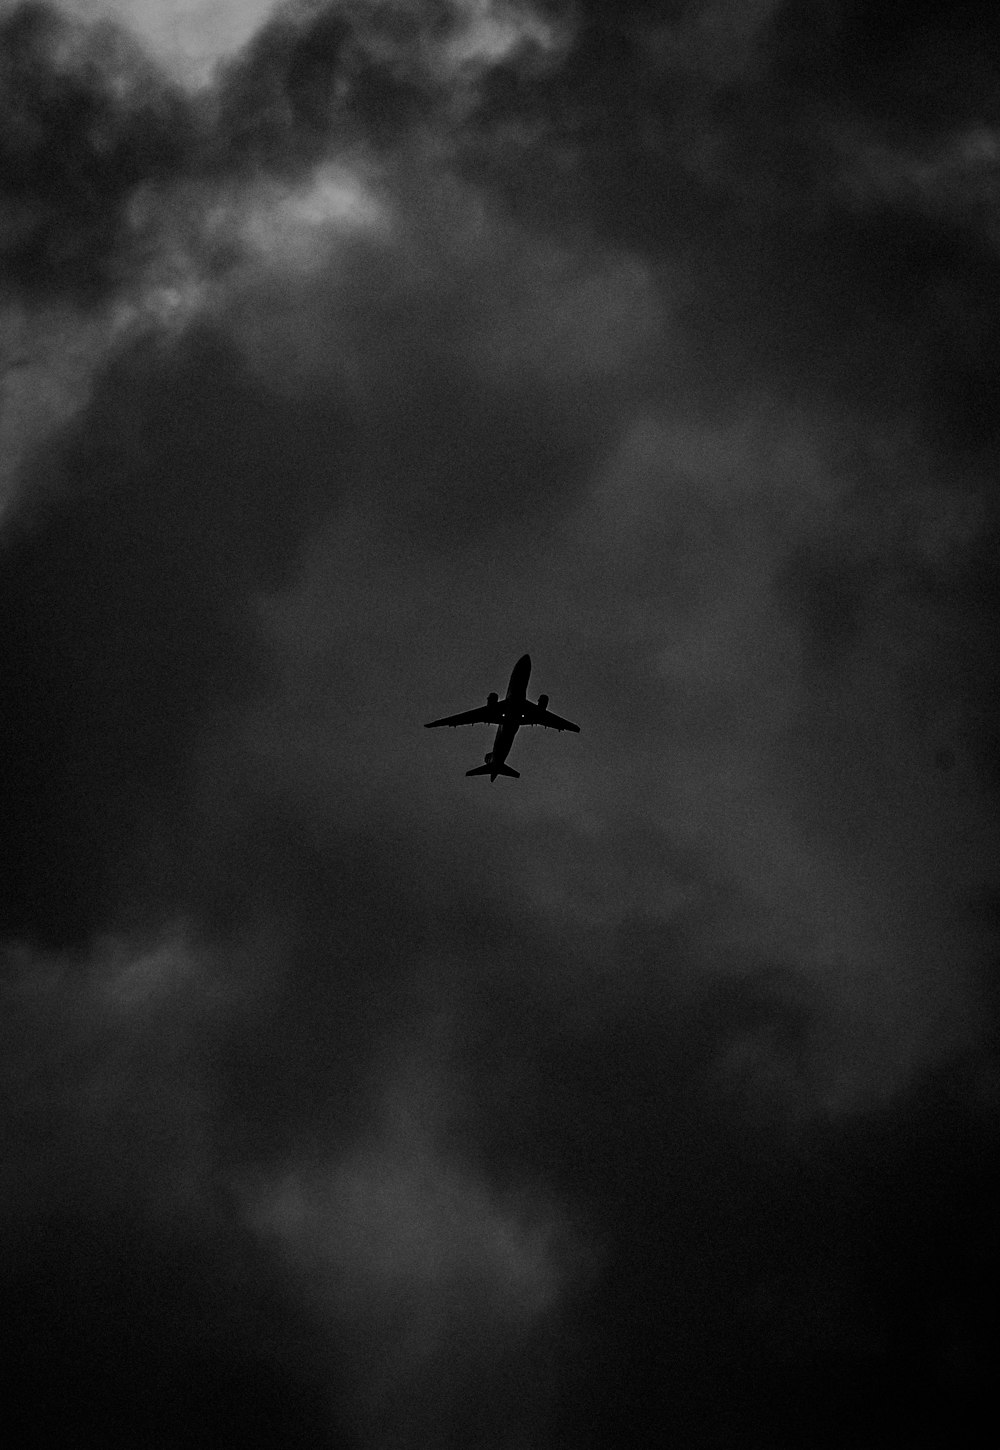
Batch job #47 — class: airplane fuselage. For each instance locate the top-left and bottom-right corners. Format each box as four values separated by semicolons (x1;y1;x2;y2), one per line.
486;653;531;778
425;651;578;779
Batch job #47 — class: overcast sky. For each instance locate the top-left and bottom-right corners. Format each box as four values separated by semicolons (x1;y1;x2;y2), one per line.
2;2;999;1445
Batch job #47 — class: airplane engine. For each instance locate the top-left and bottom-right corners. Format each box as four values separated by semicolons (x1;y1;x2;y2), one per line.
487;692;498;707
537;694;549;711
484;752;492;763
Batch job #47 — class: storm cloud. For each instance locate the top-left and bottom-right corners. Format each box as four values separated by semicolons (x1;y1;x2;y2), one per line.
1;2;998;1445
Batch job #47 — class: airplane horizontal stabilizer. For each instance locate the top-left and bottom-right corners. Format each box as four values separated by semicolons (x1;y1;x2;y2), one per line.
465;763;520;778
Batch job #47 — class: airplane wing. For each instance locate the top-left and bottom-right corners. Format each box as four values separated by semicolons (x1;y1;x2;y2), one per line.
424;704;502;728
520;702;580;732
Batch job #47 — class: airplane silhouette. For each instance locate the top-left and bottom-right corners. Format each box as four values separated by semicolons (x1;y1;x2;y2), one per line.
425;654;580;780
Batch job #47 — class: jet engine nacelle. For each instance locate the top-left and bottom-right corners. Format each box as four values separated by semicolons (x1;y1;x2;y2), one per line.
537;694;549;711
487;692;498;707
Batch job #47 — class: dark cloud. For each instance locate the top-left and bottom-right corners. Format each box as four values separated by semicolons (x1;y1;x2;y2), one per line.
0;1;198;304
214;0;440;167
0;928;350;1445
784;0;1000;135
1;1;999;1445
1;1212;342;1448
463;0;1000;448
0;323;350;945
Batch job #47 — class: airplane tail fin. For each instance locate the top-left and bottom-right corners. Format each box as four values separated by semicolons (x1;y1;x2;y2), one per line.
465;762;520;778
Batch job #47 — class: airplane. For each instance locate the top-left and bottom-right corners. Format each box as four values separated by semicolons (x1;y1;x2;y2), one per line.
425;653;579;780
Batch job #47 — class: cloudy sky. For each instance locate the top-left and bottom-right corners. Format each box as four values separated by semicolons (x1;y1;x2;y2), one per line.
1;1;998;1444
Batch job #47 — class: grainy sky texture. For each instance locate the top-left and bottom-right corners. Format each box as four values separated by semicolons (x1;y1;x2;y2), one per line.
1;2;998;1445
